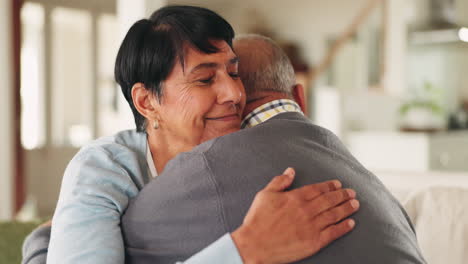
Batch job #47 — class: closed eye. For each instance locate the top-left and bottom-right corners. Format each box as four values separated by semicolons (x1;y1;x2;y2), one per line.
229;72;240;79
198;76;214;84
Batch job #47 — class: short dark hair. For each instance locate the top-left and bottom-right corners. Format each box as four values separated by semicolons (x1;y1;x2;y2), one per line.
115;5;235;131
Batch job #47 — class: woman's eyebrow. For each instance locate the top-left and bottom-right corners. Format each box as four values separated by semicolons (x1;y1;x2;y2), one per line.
189;56;240;74
189;62;219;74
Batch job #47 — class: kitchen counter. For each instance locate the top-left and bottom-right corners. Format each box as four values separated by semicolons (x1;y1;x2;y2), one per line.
347;130;468;172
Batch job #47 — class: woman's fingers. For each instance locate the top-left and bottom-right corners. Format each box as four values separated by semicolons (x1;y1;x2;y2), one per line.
306;188;356;216
40;219;52;228
264;167;296;192
293;180;342;201
316;199;360;229
319;219;356;248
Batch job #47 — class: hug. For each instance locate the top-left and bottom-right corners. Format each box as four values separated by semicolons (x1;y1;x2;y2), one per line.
22;5;425;264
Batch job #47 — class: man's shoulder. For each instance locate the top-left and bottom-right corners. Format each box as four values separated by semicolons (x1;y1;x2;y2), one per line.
191;112;343;156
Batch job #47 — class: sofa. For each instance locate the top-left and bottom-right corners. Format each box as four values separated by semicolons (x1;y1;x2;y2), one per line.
0;221;40;264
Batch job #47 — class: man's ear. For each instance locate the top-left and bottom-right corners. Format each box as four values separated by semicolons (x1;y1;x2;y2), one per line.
131;83;159;120
292;84;307;114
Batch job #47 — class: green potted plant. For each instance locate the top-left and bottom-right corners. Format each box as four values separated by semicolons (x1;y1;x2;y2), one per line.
399;81;446;131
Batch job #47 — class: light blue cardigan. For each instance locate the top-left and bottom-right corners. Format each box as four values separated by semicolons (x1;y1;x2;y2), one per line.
47;129;242;264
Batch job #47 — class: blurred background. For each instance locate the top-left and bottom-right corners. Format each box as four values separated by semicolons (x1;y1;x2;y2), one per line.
0;0;468;261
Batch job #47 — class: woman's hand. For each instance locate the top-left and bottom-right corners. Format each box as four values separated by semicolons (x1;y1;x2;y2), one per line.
39;219;52;228
231;168;359;264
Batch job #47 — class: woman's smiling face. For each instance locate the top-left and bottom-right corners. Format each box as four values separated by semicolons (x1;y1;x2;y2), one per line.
154;40;246;149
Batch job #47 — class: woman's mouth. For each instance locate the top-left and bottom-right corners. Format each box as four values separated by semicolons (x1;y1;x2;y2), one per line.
205;114;240;121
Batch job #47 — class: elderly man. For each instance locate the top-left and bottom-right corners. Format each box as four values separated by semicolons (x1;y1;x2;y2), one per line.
120;34;426;263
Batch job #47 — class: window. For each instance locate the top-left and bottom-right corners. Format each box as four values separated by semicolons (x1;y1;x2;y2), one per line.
51;7;93;147
20;2;45;149
20;0;133;149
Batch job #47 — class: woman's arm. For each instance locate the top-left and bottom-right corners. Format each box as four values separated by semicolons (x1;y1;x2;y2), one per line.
44;145;243;264
27;175;356;264
38;145;357;264
27;172;356;264
47;147;142;264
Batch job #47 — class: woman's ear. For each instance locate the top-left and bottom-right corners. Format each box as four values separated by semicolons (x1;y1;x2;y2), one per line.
292;84;307;115
131;83;159;120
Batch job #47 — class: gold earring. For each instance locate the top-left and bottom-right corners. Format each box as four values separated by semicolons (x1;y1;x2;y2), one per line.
153;120;159;129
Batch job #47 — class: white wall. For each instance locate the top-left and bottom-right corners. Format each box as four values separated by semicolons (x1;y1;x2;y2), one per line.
25;148;78;216
456;0;468;25
117;0;167;39
238;0;407;96
384;0;408;96
170;0;368;81
0;0;14;220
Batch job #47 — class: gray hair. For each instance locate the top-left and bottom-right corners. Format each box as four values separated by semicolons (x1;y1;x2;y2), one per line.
234;34;296;96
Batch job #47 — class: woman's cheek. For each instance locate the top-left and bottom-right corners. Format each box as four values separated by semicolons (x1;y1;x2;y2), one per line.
178;102;206;139
173;92;196;122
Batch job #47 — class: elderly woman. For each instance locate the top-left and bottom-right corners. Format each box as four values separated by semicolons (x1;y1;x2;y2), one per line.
43;5;356;264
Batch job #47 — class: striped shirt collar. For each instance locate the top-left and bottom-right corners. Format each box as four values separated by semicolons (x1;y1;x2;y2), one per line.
241;99;303;129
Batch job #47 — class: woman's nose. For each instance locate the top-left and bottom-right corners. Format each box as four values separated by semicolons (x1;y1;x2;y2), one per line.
217;75;243;105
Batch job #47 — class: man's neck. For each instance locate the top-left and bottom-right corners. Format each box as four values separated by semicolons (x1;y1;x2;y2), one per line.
241;98;303;129
243;92;291;118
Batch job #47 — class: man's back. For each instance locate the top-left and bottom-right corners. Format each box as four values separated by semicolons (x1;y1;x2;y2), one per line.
122;112;426;263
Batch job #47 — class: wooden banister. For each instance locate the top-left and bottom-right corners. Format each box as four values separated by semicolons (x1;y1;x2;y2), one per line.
307;0;385;84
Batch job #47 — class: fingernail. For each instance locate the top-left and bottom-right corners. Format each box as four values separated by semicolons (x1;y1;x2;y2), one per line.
333;180;342;189
347;189;356;198
283;167;295;178
350;199;360;209
348;219;355;228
